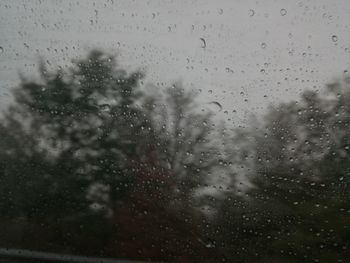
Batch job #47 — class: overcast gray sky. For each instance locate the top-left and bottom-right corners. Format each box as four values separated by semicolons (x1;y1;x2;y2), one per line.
1;0;350;125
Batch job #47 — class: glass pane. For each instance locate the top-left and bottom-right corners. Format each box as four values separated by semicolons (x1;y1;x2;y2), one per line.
0;0;349;262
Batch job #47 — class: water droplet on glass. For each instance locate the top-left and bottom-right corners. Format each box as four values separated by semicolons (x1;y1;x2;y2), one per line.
99;104;111;112
225;67;234;73
249;9;255;17
209;101;223;112
261;42;267;49
205;241;215;248
280;9;287;16
332;35;338;42
0;47;3;54
200;37;206;48
218;8;223;15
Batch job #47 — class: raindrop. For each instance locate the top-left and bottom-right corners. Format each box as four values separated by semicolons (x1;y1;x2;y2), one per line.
218;8;223;15
225;67;234;73
205;241;215;248
99;104;111;112
208;101;223;112
200;37;206;48
280;9;287;16
248;9;255;17
261;42;267;49
332;35;338;42
0;47;3;53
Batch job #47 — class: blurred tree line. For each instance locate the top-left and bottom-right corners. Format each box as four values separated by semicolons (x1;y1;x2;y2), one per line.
0;50;348;262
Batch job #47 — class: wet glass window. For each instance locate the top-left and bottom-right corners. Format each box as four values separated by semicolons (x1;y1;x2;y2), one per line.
0;1;349;262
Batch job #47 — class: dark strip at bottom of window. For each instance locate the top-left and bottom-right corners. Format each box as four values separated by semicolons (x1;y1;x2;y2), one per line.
0;248;150;263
